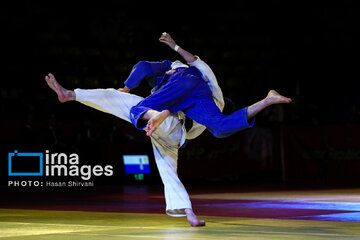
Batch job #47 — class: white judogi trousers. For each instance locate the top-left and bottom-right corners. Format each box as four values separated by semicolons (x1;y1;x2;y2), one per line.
75;88;191;217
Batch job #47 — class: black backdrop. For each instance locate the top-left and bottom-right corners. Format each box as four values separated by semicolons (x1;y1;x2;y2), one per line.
2;3;360;186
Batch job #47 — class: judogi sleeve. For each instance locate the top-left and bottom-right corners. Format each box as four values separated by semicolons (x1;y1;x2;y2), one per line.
124;60;172;90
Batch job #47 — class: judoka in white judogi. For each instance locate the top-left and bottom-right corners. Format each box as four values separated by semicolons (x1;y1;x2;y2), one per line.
74;56;223;217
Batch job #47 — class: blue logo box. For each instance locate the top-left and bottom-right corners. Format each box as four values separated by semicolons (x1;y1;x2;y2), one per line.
8;150;43;176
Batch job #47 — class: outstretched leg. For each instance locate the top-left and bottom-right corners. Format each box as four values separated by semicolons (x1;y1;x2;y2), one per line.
185;208;206;227
181;88;292;138
246;89;292;120
45;73;75;102
143;110;170;136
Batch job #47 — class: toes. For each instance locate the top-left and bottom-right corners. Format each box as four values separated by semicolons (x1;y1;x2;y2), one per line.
48;73;56;81
145;121;153;136
146;128;154;136
147;120;153;129
190;220;206;227
148;125;158;136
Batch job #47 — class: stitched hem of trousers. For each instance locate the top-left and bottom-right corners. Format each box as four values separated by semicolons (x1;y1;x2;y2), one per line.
130;106;152;129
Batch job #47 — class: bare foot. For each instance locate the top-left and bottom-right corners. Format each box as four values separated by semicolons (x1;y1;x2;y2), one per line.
265;90;292;105
185;208;205;227
145;110;170;136
45;73;74;102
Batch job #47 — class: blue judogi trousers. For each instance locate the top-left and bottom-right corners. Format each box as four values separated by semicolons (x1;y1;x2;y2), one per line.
128;62;254;138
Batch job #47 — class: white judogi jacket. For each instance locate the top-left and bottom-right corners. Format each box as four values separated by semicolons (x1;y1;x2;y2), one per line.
75;57;223;217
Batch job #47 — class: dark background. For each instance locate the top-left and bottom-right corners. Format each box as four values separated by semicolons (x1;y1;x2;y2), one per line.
1;4;360;187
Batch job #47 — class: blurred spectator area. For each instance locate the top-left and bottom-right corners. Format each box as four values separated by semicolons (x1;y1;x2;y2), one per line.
2;7;359;125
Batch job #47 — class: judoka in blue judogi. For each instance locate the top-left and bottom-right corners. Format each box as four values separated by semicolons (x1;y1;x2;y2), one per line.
125;58;254;138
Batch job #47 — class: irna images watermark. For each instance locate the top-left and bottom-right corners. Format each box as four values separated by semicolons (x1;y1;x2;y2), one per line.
8;150;114;188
